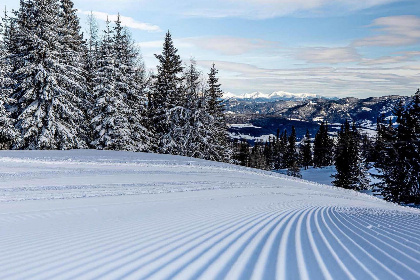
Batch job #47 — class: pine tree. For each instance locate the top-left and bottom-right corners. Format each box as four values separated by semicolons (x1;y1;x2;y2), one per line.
234;138;250;167
278;129;288;169
151;31;184;152
332;120;368;190
10;0;86;150
250;141;268;170
313;122;334;167
286;126;301;177
182;60;208;158
205;63;231;162
300;129;312;170
0;14;19;149
58;0;89;143
113;15;152;151
90;18;134;151
158;59;199;157
376;92;420;204
84;11;98;105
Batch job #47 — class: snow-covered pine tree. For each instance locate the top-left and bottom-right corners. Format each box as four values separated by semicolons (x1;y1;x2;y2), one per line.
181;60;203;157
90;18;134;151
0;14;19;149
151;31;184;153
58;0;90;144
10;0;86;150
84;11;98;103
333;120;368;190
113;15;152;152
205;64;231;162
300;129;312;170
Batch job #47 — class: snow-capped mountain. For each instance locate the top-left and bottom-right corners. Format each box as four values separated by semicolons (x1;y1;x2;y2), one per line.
268;91;319;100
225;95;408;141
223;91;322;100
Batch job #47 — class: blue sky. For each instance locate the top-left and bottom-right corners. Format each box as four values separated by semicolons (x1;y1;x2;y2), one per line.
5;0;420;97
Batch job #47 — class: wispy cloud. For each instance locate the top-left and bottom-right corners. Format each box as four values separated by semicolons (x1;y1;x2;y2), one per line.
296;47;361;64
78;10;161;32
355;15;420;47
361;51;420;65
196;60;420;97
182;0;401;19
181;37;281;56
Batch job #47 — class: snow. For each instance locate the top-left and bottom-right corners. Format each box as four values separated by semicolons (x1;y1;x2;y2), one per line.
223;91;319;100
243;91;269;99
229;123;262;129
229;133;276;142
1;150;420;279
269;91;318;99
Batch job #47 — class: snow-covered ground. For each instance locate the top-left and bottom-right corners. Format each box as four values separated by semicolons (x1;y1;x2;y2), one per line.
1;150;419;279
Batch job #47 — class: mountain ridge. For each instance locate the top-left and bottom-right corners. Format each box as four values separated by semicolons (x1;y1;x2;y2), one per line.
224;91;323;100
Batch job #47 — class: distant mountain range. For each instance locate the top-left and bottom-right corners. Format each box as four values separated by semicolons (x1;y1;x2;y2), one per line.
223;91;324;101
224;94;409;142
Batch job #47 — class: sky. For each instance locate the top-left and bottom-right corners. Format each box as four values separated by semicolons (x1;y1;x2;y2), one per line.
4;0;420;98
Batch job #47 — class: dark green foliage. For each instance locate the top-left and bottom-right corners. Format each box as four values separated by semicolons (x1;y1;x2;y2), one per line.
313;122;334;167
332;120;368;190
151;31;184;139
300;129;312;170
374;91;420;204
233;139;251;167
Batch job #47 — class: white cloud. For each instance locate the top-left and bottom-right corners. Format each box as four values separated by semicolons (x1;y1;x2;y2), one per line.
181;37;280;56
355;15;420;47
78;10;161;32
182;0;401;19
296;47;361;64
361;51;420;65
196;60;420;97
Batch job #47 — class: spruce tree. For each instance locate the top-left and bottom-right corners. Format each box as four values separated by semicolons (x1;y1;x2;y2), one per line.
182;60;208;158
286;126;301;177
278;130;288;169
234;139;250;167
58;0;89;143
250;141;268;170
0;15;19;149
113;15;152;151
300;129;312;170
90;18;133;151
10;0;86;150
376;92;420;204
333;120;368;190
158;59;197;156
205;63;231;162
151;31;184;152
313;122;334;167
84;11;98;106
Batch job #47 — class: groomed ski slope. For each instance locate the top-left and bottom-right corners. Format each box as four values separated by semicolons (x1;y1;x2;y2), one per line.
0;150;419;280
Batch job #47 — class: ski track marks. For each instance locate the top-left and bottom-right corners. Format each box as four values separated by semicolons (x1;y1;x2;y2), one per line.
0;150;420;280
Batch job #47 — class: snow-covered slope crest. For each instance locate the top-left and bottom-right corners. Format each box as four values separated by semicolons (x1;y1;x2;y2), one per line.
0;150;419;280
